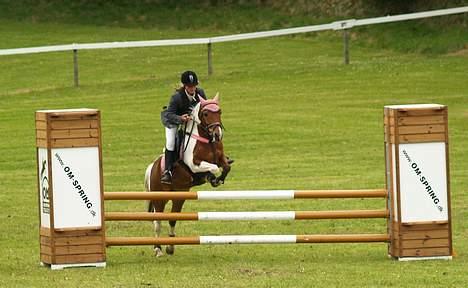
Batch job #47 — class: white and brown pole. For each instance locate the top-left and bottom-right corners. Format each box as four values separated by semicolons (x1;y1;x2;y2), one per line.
106;234;390;247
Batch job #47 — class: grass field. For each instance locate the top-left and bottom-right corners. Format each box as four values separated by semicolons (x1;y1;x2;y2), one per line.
1;6;468;288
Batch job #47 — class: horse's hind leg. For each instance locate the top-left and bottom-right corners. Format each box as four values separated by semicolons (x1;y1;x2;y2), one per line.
166;200;185;255
151;200;167;257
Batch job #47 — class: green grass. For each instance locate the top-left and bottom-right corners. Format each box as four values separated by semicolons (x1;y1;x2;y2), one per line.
355;19;468;54
1;1;466;54
0;1;315;34
1;6;468;288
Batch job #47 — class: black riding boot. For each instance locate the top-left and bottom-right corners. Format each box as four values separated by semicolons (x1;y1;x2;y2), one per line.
161;149;176;184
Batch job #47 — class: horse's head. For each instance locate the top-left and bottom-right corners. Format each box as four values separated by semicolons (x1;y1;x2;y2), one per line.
197;93;223;141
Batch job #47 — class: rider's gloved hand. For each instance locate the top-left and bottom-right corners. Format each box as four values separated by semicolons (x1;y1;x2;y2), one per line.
180;114;192;123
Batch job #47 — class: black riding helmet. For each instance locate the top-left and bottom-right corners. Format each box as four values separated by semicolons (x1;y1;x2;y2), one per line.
181;70;198;86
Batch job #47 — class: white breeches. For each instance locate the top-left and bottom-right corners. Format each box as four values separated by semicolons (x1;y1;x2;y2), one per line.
165;127;177;151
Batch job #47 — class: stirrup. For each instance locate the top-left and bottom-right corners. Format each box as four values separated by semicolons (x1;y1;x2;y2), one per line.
161;170;172;184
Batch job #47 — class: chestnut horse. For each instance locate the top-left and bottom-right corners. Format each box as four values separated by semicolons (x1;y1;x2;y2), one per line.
144;94;231;256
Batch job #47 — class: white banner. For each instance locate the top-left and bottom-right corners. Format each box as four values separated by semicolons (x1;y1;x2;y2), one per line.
51;147;102;229
398;143;448;222
37;148;50;228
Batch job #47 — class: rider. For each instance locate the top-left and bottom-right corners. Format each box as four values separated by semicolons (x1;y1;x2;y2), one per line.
160;70;207;184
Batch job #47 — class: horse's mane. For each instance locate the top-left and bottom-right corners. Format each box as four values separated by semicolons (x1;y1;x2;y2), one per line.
190;102;202;125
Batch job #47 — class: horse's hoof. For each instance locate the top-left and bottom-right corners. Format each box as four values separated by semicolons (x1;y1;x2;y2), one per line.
209;177;219;187
214;177;224;185
154;247;164;257
166;245;175;255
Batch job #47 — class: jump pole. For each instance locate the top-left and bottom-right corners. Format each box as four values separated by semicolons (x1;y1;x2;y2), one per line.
106;234;391;246
105;209;389;221
104;189;387;200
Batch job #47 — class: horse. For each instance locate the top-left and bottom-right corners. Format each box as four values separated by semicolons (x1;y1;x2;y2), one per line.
144;93;231;257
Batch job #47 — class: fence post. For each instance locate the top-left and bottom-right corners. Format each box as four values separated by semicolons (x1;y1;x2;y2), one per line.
207;42;213;75
343;29;350;65
73;49;79;87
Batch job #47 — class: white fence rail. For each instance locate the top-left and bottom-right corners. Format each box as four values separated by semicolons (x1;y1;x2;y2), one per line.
1;6;467;85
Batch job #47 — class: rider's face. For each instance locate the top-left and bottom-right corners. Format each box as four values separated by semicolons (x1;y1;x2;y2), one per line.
185;85;196;95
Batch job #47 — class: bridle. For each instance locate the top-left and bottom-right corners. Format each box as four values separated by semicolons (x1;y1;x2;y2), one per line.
198;103;224;142
182;99;225;165
183;100;224;153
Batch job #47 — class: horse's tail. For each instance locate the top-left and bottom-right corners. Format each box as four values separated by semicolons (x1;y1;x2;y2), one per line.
144;162;153;192
145;161;155;213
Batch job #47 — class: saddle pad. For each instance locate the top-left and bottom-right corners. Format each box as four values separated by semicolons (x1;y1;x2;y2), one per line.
160;155;165;172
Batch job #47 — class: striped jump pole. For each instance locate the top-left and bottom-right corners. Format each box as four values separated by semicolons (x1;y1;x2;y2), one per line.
104;189;387;201
106;234;390;246
105;209;389;221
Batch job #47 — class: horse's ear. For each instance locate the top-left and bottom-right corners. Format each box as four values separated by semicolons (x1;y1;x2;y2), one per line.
213;92;219;103
199;96;207;105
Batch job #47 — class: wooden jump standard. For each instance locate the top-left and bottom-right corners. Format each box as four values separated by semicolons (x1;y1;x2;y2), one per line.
35;105;453;269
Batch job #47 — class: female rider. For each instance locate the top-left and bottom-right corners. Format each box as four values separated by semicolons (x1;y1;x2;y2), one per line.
160;71;206;184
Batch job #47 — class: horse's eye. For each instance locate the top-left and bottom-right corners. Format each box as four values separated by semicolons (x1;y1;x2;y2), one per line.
203;112;209;117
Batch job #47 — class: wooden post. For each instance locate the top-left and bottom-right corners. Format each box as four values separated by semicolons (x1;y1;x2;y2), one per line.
73;49;79;87
36;109;106;269
343;29;350;65
385;104;452;261
207;42;213;75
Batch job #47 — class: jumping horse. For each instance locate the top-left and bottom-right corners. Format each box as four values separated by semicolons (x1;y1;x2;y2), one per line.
144;94;231;256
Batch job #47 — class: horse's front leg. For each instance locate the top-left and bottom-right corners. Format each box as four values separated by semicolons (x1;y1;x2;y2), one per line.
166;200;185;255
214;155;231;185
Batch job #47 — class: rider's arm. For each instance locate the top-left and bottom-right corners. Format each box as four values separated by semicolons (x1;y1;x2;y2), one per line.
162;94;183;126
